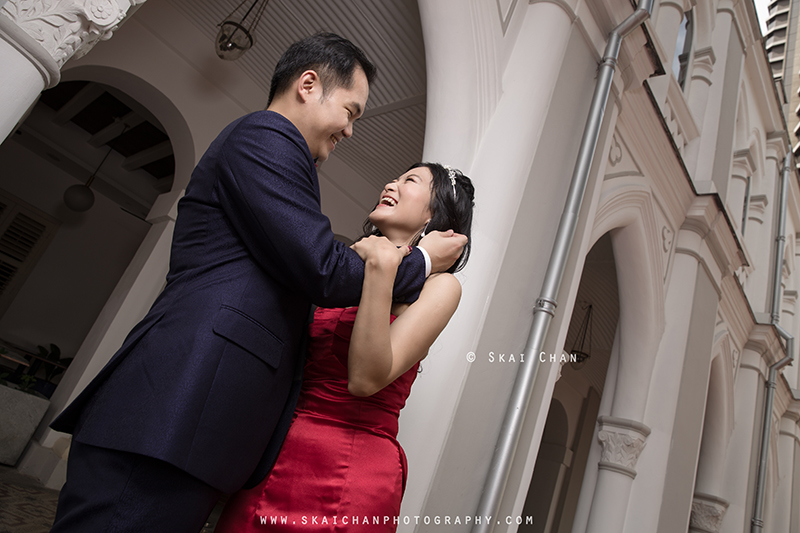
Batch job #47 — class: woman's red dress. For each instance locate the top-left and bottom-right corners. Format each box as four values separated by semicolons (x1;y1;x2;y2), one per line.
215;307;418;532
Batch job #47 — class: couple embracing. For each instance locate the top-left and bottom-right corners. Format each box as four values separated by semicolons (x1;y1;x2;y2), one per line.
49;32;475;532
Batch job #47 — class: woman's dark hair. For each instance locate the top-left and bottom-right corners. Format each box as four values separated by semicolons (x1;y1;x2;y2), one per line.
268;32;377;105
361;162;475;273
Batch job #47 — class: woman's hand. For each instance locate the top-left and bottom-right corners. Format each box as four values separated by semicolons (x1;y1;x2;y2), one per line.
350;235;410;270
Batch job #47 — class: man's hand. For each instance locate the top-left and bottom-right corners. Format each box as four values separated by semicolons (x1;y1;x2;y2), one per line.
351;235;410;270
418;230;468;273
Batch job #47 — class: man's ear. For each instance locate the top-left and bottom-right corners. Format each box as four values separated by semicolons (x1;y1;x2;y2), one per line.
297;70;320;102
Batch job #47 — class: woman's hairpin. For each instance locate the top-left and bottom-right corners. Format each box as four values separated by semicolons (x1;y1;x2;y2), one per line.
443;165;457;198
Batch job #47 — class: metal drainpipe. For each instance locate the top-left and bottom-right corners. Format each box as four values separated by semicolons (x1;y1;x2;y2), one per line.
471;2;653;531
751;152;795;533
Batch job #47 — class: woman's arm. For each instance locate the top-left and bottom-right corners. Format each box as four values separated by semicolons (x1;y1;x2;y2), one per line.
348;237;461;396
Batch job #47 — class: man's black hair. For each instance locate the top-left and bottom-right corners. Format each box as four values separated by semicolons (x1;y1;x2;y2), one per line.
268;32;377;105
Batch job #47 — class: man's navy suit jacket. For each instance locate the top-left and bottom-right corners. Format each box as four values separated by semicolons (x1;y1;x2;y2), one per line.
51;111;426;493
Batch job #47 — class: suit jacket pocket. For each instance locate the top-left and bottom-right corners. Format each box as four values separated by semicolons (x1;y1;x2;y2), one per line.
212;305;284;368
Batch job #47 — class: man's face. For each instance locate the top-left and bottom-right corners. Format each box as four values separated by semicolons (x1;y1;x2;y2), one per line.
306;67;369;163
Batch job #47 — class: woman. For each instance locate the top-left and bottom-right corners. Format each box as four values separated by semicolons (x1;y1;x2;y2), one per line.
215;162;474;532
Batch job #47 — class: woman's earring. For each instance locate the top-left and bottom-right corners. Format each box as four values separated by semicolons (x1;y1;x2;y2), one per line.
420;221;430;238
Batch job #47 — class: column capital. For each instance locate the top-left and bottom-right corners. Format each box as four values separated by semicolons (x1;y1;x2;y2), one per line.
690;47;716;86
765;131;789;162
689;492;729;533
731;148;755;179
596;416;651;478
2;0;145;68
679;195;745;277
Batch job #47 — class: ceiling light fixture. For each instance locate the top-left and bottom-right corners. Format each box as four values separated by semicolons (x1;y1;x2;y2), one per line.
63;124;125;213
215;0;271;61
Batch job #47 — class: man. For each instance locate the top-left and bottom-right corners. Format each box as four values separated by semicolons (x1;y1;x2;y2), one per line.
49;32;466;532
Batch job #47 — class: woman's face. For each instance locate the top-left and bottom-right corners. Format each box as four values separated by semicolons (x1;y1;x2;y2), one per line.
369;167;434;243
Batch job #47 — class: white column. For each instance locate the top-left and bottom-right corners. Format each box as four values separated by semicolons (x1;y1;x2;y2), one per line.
688;356;734;533
0;0;146;143
744;140;782;312
654;0;687;64
769;415;799;532
398;0;577;523
0;13;58;141
584;416;651;533
684;7;733;181
625;226;704;531
20;190;181;488
720;344;768;533
649;0;687;105
727;149;755;233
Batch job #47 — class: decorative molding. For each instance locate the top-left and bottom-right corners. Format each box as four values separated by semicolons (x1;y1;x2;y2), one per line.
497;0;518;34
747;194;768;223
1;0;146;68
605;133;643;179
658;0;692;11
596;416;650;479
591;180;667;329
662;226;674;253
783;289;797;316
690;47;716;86
689;493;729;533
765;132;788;163
680;195;746;280
731;149;756;179
663;74;700;154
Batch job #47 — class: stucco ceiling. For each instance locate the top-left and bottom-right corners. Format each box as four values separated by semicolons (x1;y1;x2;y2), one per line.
171;0;428;191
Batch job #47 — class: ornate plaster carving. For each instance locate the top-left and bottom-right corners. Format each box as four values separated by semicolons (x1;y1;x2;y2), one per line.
596;416;650;478
689;493;729;533
2;0;146;67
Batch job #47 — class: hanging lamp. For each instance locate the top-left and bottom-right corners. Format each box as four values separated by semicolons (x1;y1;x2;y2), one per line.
569;303;593;369
216;0;271;60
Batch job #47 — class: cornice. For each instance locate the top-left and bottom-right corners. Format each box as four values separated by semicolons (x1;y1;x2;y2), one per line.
680;196;746;280
743;323;782;363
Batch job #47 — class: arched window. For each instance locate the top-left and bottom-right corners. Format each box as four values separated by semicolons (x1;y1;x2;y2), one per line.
672;11;694;90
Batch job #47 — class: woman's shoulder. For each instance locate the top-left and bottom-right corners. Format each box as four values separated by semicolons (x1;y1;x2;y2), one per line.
421;272;462;301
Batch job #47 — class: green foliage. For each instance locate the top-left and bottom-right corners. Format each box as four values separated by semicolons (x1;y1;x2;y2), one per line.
37;344;72;383
18;374;36;392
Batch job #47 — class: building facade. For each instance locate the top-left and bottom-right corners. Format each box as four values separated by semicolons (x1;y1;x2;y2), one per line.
0;0;799;532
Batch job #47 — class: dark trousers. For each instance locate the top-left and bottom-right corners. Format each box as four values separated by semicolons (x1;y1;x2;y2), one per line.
50;440;222;533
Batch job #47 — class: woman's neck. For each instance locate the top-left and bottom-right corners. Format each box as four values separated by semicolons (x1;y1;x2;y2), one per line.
378;228;417;248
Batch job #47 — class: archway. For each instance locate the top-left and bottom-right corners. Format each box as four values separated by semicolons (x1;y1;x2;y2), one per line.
0;76;177;401
519;233;620;533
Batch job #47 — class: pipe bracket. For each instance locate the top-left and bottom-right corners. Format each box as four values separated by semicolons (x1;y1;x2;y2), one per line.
534;297;557;317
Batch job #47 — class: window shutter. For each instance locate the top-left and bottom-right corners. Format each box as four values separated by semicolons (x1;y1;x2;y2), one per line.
0;191;58;317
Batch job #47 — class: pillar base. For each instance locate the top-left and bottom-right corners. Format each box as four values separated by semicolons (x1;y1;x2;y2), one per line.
17;437;70;490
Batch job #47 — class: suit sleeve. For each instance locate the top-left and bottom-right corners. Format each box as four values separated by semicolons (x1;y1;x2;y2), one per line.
215;114;425;306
